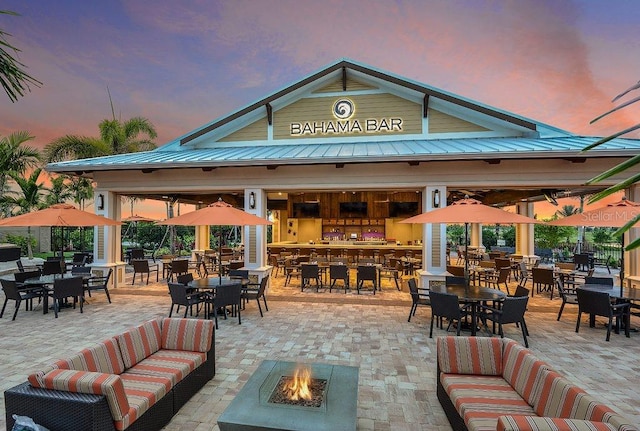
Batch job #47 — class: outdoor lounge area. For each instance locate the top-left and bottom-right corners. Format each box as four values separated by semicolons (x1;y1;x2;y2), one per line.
1;264;639;431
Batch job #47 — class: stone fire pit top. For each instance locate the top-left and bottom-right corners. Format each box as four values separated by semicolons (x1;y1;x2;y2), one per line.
218;360;359;431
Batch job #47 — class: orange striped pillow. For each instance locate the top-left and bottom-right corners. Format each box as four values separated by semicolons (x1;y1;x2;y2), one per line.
161;318;214;353
41;369;130;421
117;319;162;369
534;369;588;418
437;336;503;375
52;338;126;374
502;340;550;406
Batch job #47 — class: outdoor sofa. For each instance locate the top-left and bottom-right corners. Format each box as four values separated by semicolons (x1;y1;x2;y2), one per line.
436;336;638;431
4;317;215;431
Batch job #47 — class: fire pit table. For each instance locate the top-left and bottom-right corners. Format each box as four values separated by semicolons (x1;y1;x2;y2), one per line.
218;360;359;431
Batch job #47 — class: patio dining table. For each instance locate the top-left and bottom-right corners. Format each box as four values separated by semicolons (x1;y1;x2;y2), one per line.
430;284;506;335
21;273;90;314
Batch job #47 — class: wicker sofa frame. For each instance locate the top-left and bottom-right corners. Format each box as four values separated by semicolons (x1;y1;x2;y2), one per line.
436;336;637;431
4;319;215;431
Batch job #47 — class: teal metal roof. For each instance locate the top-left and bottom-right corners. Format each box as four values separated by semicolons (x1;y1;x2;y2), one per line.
47;136;640;173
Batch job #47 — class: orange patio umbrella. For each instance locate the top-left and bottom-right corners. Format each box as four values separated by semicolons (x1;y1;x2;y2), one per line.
0;203;121;258
0;203;121;227
400;197;540;276
121;215;158;223
548;197;640;286
158;199;272;281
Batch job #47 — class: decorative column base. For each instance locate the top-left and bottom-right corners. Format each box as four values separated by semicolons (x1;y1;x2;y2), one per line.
417;269;448;289
91;262;126;289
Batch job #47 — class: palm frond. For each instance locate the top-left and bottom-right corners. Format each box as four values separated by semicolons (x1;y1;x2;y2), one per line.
585;154;640;185
588;172;640;204
581;123;640;151
590;94;640;124
612;80;640;103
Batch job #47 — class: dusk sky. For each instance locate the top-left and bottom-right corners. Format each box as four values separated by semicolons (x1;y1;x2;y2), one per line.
1;0;639;218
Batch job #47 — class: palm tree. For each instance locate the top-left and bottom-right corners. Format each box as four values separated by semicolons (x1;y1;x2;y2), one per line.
45;116;158;162
0;10;42;102
0;168;47;258
555;205;578;218
584;80;640;249
45;175;74;206
0;131;41;216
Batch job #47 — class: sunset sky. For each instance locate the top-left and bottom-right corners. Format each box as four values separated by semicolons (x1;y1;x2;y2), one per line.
1;0;639;219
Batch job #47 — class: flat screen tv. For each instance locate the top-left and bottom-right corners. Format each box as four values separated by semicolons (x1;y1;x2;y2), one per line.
389;201;419;217
292;202;320;218
339;202;367;218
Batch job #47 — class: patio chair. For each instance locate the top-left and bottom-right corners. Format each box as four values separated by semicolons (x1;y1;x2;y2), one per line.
428;290;469;338
556;278;577;321
14;270;42;286
584;276;614;286
329;263;350;293
380;258;401;291
42;260;64;276
510;285;530;298
268;254;282;278
176;272;194;285
131;259;159;285
576;289;630;341
445;276;467;287
242;275;269;317
188;253;208;278
168;282;207;318
85;268;113;303
50;276;85;318
446;265;465;278
167;259;189;282
480;296;530;347
207;282;242;329
484;267;511;295
0;279;44;320
517;261;532;288
356;265;377;294
283;258;301;287
301;263;322;292
532;267;557;299
407;278;430;322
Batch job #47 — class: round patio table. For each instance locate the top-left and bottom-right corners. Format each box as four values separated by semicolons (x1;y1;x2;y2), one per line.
430;284;506;335
189;276;249;290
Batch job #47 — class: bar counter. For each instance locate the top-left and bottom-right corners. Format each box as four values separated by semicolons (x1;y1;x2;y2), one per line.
268;242;422;252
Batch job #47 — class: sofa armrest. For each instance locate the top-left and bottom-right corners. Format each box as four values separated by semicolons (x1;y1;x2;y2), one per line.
497;416;618;431
40;369;130;421
5;382;115;431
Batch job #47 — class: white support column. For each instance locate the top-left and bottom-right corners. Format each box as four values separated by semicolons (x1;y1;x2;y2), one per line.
625;185;640;285
93;190;126;289
419;185;447;288
244;189;271;283
516;202;536;260
470;224;483;250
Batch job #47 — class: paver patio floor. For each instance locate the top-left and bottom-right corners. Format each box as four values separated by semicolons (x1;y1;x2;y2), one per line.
1;269;639;430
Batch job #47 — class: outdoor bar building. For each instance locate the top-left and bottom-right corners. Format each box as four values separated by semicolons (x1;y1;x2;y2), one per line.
47;59;640;289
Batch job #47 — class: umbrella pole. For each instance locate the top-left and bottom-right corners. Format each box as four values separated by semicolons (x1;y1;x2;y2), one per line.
464;222;470;283
219;225;223;284
620;234;625;291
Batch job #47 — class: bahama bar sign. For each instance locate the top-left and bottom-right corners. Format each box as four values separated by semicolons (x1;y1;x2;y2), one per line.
290;98;403;136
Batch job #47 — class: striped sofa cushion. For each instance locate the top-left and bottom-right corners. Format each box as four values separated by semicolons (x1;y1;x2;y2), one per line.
441;374;535;431
114;373;173;431
52;338;126;374
533;369;617;421
502;339;550;406
27;364;60;388
161;318;213;353
497;415;617;431
124;350;205;386
116;319;162;369
39;369;130;422
437;336;503;376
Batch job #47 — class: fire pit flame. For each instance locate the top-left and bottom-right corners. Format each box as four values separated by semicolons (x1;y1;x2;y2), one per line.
284;366;313;401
